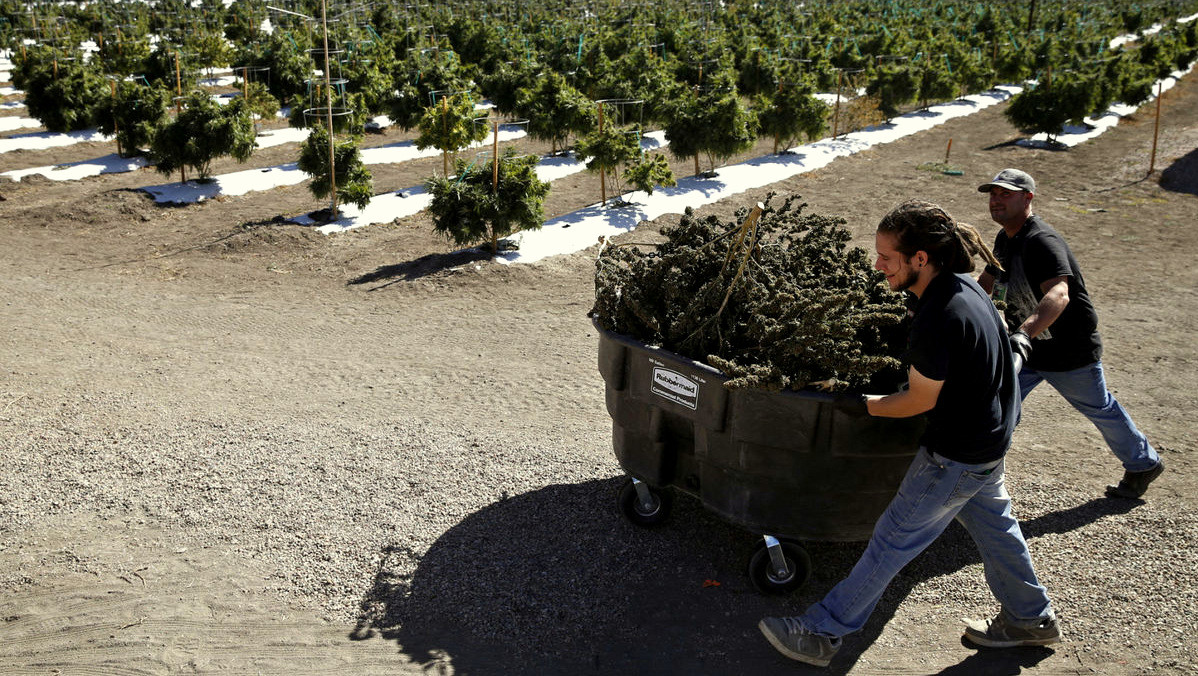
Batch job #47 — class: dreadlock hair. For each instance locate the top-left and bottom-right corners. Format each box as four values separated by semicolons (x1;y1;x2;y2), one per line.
877;199;1003;274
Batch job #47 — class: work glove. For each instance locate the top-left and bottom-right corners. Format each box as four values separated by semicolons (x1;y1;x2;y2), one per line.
833;393;870;417
1009;329;1032;373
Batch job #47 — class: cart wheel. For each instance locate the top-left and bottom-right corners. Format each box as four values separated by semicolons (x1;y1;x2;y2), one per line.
617;478;673;528
748;537;811;595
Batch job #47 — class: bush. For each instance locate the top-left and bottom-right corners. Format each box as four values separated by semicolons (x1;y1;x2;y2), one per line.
756;83;831;150
415;91;490;177
516;70;597;154
235;30;314;109
297;124;373;212
664;78;759;175
574;123;639;202
1004;73;1096;143
150;89;256;180
866;64;918;120
91;79;171;156
18;52;107;133
623;152;676;198
426;149;551;256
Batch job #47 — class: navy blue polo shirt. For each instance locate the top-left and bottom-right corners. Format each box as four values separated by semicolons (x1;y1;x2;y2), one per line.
905;272;1020;463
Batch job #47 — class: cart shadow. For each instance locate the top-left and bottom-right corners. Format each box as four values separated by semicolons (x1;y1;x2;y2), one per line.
352;480;1134;675
352;477;829;674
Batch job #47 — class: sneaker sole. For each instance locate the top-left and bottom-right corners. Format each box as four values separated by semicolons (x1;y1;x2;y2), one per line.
963;630;1062;648
758;620;834;667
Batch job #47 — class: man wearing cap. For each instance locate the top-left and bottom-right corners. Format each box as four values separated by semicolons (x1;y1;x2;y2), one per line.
976;168;1164;499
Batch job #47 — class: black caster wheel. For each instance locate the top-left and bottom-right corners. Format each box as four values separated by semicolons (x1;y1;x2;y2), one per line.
617;478;673;527
748;537;811;594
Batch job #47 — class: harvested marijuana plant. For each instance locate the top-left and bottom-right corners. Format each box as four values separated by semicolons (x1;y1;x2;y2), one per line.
592;194;908;392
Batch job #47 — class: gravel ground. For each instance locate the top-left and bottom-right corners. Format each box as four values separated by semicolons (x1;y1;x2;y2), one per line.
2;386;1195;674
2;71;1196;674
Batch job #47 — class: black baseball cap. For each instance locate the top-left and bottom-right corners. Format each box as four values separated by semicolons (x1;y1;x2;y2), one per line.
978;168;1036;193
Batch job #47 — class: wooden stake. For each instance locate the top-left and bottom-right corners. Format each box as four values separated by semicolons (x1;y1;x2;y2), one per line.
714;203;764;318
598;102;606;205
111;79;121;157
1148;81;1163;175
491;118;500;258
441;95;449;178
321;0;337;220
492;119;499;193
833;69;842;138
944;138;953;164
774;81;782;154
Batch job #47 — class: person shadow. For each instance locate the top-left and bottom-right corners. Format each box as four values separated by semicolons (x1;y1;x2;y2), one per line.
1159;147;1198;195
351;478;1138;675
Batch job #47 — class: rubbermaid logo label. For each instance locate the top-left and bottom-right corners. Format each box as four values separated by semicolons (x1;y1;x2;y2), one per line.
651;367;699;410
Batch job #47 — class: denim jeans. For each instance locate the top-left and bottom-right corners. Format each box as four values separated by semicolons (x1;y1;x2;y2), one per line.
800;449;1053;638
1020;361;1159;472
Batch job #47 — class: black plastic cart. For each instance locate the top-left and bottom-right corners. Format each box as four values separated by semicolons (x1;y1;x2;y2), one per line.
596;321;925;593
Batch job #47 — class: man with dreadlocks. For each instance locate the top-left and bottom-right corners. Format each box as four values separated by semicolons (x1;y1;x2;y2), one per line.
758;200;1060;667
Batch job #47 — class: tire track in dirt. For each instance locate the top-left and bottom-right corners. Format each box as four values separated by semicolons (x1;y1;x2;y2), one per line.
1;570;412;673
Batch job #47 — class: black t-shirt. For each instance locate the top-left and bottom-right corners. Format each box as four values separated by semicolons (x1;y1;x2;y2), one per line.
985;215;1102;371
905;272;1019;463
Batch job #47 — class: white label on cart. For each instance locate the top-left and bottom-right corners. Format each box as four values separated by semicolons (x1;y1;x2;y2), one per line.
652;367;699;410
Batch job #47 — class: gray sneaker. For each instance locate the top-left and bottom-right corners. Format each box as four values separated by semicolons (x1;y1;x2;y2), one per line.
964;611;1061;648
758;616;841;667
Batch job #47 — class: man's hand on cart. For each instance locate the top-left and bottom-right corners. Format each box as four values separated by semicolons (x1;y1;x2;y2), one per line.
1009;329;1032;373
834;393;870;417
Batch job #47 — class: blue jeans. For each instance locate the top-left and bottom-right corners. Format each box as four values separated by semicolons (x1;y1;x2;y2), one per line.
1020;361;1159;472
800;449;1053;638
